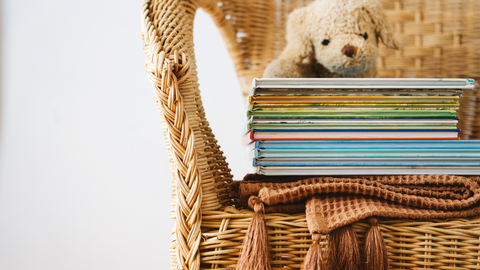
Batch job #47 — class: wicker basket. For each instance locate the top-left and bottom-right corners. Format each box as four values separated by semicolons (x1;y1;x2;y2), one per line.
140;0;480;269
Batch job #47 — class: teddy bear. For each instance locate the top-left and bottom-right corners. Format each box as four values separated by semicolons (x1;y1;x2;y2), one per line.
262;0;399;78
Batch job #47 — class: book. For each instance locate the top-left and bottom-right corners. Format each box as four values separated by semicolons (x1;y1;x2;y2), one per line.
245;78;476;175
250;96;460;103
251;116;460;120
255;151;480;158
247;110;457;118
252;104;460;108
253;159;480;166
255;140;480;149
250;107;458;111
248;124;458;130
251;130;460;140
251;119;459;123
253;89;463;97
256;166;480;175
249;78;475;92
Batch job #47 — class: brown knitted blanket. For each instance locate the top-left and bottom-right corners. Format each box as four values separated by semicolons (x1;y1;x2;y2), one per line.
231;174;480;232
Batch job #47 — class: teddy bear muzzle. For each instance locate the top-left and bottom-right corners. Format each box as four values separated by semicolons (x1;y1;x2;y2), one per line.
342;45;358;58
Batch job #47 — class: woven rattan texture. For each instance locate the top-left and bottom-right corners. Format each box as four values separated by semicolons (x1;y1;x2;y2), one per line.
140;0;480;269
211;0;480;93
200;207;480;270
205;0;480;139
141;1;233;269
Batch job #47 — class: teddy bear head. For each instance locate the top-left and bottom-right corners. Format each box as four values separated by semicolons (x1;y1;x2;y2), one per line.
309;0;399;75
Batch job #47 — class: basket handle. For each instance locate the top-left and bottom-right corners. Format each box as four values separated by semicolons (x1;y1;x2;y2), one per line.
151;52;203;270
142;1;203;269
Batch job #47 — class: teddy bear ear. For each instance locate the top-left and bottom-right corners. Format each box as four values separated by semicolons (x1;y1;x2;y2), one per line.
363;0;400;50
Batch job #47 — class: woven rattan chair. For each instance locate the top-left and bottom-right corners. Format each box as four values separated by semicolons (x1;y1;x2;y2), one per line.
140;0;480;269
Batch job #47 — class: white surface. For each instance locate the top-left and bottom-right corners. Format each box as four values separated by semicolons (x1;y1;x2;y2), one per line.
0;1;249;269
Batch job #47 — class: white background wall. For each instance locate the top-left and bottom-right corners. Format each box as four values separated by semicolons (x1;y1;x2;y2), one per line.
0;1;250;269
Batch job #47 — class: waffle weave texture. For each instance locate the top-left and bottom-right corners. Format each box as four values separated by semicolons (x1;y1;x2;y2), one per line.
231;175;480;232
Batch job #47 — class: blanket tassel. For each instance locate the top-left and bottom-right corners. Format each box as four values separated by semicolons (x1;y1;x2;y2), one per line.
236;196;271;270
364;217;389;270
301;233;324;270
329;224;361;270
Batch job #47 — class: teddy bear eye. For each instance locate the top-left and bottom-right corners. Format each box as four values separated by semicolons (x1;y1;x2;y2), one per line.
360;33;368;40
322;39;330;45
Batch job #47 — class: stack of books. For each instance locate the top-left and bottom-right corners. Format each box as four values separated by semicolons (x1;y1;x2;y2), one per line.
247;78;480;175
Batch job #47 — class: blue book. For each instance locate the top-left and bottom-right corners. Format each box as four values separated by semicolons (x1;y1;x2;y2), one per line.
255;140;480;149
256;166;480;176
253;159;480;167
255;150;480;158
256;148;480;153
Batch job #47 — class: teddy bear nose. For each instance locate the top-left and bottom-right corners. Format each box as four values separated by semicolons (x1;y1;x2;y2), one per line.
342;45;357;57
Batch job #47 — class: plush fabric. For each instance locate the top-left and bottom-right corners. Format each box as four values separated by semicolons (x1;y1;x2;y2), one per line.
262;0;399;79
